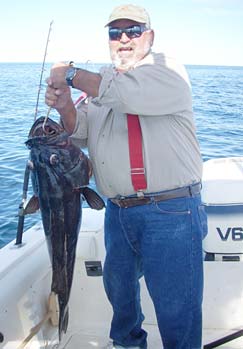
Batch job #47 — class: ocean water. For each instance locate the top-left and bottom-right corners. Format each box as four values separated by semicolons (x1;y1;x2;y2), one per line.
0;63;243;248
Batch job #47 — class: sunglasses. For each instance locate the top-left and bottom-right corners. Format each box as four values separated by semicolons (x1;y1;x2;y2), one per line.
108;25;147;41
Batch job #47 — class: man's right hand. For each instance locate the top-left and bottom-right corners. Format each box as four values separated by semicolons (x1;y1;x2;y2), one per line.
45;77;72;110
45;76;77;135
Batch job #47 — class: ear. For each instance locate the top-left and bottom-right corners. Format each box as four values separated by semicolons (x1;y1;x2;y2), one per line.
149;29;155;47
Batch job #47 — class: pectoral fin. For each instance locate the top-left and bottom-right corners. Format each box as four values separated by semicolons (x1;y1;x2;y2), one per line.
82;187;105;210
23;195;40;214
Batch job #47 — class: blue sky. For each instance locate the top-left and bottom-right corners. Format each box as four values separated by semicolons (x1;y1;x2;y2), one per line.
1;0;243;66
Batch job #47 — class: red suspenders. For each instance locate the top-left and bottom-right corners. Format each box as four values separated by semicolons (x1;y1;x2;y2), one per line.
127;114;147;192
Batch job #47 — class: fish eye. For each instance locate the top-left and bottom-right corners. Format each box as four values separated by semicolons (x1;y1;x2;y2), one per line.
49;154;59;165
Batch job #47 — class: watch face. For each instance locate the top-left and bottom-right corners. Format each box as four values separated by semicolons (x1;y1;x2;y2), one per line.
66;67;76;80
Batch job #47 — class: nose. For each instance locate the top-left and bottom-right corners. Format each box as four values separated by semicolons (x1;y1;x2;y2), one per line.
120;32;130;43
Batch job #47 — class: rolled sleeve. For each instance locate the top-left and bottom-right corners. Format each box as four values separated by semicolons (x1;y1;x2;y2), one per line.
92;52;192;116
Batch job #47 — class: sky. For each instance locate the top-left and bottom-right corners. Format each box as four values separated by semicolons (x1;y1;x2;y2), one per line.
1;0;243;66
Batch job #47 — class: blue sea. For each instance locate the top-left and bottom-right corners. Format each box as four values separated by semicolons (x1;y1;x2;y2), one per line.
0;62;243;249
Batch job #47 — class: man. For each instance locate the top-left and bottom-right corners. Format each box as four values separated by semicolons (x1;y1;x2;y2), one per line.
45;4;207;349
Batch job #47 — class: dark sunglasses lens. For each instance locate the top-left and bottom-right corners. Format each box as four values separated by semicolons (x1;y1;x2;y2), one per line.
126;26;142;38
109;28;122;40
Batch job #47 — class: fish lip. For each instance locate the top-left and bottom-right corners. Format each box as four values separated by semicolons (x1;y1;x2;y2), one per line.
28;116;65;138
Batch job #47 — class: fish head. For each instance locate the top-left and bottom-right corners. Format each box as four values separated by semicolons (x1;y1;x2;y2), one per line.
26;117;91;194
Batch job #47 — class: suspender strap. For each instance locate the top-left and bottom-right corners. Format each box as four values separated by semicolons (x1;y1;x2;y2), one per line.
127;114;147;191
74;92;88;106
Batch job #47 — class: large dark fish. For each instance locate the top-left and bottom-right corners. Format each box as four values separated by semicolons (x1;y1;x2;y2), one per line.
25;116;105;339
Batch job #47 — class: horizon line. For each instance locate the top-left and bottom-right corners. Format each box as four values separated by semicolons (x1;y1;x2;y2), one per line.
0;61;242;68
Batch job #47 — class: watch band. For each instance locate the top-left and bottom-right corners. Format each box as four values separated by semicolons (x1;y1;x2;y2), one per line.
66;67;79;88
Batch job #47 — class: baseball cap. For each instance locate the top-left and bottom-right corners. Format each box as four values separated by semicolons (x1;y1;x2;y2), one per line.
105;4;151;28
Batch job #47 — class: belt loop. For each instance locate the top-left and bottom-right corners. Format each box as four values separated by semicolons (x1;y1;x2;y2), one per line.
189;182;201;196
189;185;193;197
136;190;145;198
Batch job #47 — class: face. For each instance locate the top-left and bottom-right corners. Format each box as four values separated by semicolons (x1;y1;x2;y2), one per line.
108;19;154;71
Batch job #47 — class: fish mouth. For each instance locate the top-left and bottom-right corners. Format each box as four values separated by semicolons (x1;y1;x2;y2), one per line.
28;117;64;138
26;116;68;148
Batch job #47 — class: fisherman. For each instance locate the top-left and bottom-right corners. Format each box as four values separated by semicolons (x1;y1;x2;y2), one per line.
45;4;208;349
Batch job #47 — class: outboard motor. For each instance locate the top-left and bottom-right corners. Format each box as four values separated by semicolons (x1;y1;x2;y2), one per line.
202;157;243;261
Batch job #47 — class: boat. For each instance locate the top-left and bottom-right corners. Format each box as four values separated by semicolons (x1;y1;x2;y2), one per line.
1;156;243;349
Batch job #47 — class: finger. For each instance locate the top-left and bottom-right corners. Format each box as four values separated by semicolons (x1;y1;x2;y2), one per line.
45;98;54;107
45;90;58;105
46;77;53;86
54;87;70;96
45;91;57;101
45;95;56;106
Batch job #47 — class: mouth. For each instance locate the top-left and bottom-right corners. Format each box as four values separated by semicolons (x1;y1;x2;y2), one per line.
118;47;133;54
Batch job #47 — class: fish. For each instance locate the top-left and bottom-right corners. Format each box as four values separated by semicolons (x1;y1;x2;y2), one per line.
24;116;105;339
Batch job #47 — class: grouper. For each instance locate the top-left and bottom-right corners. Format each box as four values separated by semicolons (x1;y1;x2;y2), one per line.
25;116;105;339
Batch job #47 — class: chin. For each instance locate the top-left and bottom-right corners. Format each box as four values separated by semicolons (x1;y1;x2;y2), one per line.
112;55;138;71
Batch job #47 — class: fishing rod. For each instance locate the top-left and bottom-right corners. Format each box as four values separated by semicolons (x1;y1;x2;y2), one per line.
15;163;31;245
16;21;54;246
34;20;54;121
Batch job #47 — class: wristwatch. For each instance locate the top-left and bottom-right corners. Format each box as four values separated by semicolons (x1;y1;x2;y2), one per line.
65;66;79;88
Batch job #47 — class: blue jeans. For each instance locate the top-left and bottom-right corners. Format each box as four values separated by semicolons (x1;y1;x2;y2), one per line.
103;194;207;349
